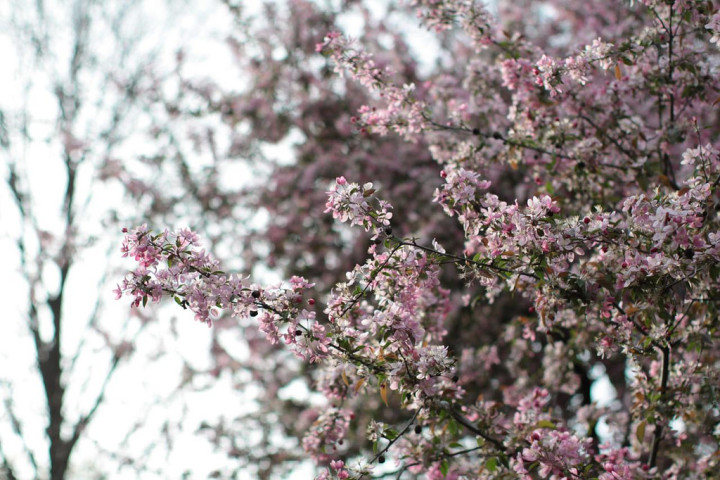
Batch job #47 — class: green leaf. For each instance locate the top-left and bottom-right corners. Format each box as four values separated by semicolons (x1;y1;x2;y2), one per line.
485;457;498;472
142;295;148;308
536;420;556;429
544;181;555;195
384;428;398;441
636;420;646;443
440;459;449;477
447;418;460;437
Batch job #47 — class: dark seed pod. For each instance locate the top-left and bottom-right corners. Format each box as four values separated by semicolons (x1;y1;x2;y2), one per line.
250;310;258;317
251;290;261;298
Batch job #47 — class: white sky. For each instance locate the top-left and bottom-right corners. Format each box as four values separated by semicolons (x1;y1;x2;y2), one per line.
0;1;268;478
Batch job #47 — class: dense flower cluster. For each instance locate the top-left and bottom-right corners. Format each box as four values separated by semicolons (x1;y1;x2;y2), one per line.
118;0;720;478
317;33;428;138
115;226;334;362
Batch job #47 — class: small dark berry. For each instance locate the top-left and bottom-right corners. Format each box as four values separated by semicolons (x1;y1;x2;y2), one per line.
492;131;503;140
378;455;386;464
295;330;302;336
384;227;393;236
452;375;459;383
250;310;258;317
536;228;544;237
583;217;591;224
683;248;694;259
374;237;382;245
577;161;586;169
472;128;480;135
251;290;261;298
414;425;422;434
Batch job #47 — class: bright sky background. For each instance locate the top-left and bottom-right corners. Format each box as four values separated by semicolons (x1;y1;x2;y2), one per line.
0;1;269;478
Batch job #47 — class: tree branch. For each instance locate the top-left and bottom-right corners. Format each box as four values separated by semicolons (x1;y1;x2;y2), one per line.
648;344;670;469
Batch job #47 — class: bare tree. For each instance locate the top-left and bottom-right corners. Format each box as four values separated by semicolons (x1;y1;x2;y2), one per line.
0;1;242;478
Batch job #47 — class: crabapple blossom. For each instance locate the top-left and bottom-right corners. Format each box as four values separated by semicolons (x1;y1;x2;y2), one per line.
118;0;720;478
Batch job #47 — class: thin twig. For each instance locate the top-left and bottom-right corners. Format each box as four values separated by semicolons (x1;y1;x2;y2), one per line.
648;344;670;468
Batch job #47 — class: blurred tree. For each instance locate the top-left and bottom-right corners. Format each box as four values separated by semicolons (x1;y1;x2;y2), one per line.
0;0;248;478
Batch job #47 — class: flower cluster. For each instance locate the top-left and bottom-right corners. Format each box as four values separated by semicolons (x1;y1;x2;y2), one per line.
317;33;428;137
117;0;720;478
302;407;353;462
408;0;494;49
116;226;329;363
325;177;393;238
